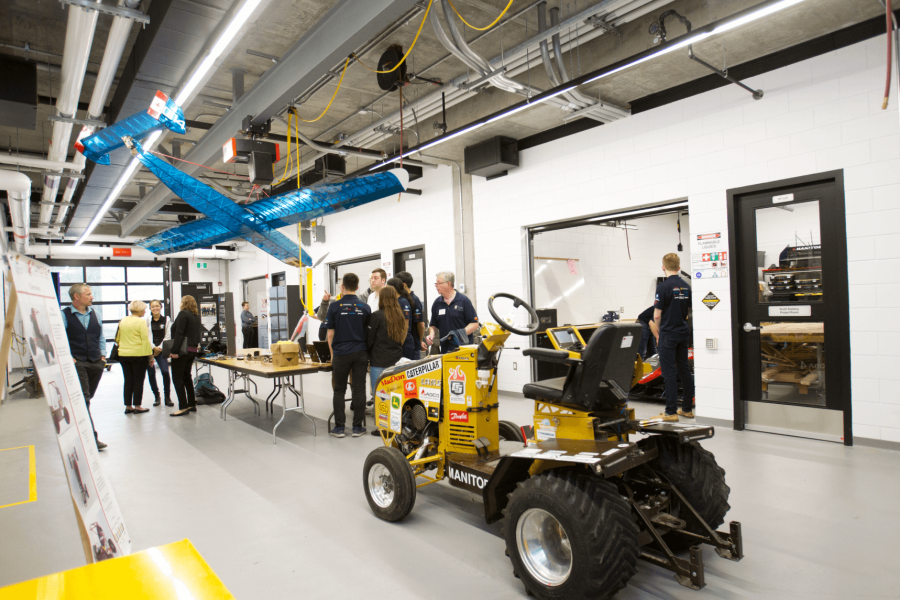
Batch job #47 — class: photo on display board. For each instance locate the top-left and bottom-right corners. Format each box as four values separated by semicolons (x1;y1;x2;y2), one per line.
200;302;216;317
24;306;58;366
65;445;93;509
45;379;72;435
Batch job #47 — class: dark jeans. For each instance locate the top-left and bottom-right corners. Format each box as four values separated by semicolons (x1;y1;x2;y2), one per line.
147;355;171;399
74;358;104;440
639;322;657;359
119;355;149;406
332;350;367;428
242;326;254;349
659;331;694;415
171;352;198;410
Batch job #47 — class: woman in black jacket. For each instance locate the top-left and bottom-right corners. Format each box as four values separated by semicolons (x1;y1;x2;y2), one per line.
169;295;202;417
367;286;406;393
386;278;417;360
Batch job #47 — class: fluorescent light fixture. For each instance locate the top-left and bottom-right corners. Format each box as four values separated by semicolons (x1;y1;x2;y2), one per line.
76;0;262;245
176;0;262;105
587;0;805;84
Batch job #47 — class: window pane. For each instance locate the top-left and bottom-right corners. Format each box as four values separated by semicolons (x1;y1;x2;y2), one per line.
52;266;84;284
759;321;825;407
127;267;164;282
128;285;165;302
98;304;127;321
92;286;125;302
103;323;119;341
86;267;125;283
756;200;823;304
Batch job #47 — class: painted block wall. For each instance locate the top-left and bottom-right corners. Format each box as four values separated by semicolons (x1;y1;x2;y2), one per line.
532;213;692;325
472;34;900;443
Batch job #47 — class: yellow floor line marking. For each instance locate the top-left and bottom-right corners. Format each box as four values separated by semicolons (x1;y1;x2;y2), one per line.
0;444;37;509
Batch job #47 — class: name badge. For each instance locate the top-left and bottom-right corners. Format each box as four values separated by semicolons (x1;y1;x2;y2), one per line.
439;309;446;315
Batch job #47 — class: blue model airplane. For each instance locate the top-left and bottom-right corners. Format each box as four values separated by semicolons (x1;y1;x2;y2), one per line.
78;92;409;267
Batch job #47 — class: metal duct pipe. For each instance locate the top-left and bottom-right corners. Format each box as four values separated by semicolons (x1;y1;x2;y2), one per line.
0;171;31;254
538;3;594;114
0;154;81;171
56;0;136;227
26;244;255;260
40;2;101;227
274;116;388;162
550;7;604;109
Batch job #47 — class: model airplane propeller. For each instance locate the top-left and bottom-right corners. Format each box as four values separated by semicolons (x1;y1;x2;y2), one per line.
77;91;409;266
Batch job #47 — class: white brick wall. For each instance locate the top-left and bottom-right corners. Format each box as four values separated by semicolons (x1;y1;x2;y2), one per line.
472;35;900;443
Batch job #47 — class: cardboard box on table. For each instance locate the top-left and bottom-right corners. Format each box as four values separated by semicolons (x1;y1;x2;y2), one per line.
270;341;300;367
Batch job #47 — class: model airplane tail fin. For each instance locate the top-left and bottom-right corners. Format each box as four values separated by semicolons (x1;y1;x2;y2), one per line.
76;91;186;165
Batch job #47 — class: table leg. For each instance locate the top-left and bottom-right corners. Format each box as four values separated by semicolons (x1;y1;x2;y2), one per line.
221;370;237;420
273;377;288;444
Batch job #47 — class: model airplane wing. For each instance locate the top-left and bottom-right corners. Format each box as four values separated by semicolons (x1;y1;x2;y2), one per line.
78;91;408;267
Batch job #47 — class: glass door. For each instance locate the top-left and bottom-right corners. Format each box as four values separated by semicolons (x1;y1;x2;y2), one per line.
729;173;851;444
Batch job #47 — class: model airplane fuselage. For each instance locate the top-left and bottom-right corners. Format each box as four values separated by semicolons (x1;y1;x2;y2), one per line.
77;91;408;266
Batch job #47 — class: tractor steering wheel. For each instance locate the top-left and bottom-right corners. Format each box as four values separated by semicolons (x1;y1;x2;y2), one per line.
488;293;541;336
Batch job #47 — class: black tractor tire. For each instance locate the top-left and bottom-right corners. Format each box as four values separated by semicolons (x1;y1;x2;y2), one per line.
363;446;417;522
503;470;638;600
649;436;730;552
499;420;524;443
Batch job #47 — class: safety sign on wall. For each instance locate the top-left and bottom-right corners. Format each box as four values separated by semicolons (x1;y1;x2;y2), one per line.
702;292;720;310
692;231;729;280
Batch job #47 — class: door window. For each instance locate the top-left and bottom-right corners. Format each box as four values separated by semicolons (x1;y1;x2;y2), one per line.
756;200;823;304
759;321;825;407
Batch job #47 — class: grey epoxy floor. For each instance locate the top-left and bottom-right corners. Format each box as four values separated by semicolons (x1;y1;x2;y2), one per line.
1;366;898;599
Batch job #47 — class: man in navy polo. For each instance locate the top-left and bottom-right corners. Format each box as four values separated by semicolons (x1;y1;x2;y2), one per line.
396;271;425;357
325;273;371;438
424;271;478;354
653;253;694;422
61;283;107;449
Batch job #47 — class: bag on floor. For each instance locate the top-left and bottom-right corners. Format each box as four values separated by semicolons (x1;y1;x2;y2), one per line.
193;373;225;405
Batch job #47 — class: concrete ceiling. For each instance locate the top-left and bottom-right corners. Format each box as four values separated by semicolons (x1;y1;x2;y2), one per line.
0;0;888;243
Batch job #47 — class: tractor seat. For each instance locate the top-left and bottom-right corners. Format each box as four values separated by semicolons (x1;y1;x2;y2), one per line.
523;377;567;401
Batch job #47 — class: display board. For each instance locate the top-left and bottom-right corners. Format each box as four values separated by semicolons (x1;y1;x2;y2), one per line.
199;293;236;354
3;251;131;562
532;258;593;327
257;292;269;348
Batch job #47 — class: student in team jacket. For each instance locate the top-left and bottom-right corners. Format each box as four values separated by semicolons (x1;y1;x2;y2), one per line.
424;271;478;354
653;253;694;422
387;277;418;360
325;273;371;438
396;271;425;358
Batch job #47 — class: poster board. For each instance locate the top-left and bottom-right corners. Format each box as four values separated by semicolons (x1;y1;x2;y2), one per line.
3;251;131;562
532;258;593;326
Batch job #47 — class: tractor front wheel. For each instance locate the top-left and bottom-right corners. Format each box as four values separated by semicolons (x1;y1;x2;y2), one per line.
363;446;416;522
499;420;524;443
649;436;730;552
503;470;638;600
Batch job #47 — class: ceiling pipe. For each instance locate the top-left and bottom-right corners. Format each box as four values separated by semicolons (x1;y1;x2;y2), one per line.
39;1;102;229
549;6;615;114
0;171;32;254
0;154;82;171
26;244;254;260
55;0;137;229
538;3;598;117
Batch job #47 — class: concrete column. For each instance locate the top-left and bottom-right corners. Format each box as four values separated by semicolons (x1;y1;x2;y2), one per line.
451;166;477;305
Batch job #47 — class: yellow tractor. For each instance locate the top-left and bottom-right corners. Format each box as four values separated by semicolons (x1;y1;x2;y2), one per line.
363;293;742;599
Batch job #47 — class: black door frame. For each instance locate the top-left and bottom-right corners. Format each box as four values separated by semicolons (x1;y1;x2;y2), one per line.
726;170;852;445
393;245;428;322
327;254;381;294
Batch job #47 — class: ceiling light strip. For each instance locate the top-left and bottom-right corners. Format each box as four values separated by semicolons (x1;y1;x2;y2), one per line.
369;0;806;169
75;0;263;245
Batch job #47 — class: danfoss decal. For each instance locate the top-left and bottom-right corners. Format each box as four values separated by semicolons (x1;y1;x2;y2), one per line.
448;466;487;490
449;410;469;423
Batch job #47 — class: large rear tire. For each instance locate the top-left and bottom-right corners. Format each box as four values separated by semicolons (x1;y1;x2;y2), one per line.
649;436;730;552
363;446;417;522
498;420;524;443
503;470;638;600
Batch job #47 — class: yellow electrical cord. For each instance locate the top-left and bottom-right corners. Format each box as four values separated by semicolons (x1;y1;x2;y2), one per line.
295;57;351;123
353;0;434;73
447;0;514;31
273;111;295;185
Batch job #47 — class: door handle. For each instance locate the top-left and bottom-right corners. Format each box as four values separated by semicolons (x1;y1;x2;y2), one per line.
742;323;761;332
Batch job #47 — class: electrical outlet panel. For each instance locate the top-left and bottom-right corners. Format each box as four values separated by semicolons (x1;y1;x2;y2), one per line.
513;362;517;370
705;338;717;350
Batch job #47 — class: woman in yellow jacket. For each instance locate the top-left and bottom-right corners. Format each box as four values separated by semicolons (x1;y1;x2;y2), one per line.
116;300;153;414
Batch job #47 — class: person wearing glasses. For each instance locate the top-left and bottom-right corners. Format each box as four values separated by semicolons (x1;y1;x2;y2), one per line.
424;271;478;354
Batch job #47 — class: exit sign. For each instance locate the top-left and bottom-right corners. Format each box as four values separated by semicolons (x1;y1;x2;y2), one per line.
196;262;208;269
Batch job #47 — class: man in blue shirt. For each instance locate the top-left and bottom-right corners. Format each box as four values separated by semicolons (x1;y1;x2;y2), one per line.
396;271;425;358
653;254;694;422
424;271;478;354
61;283;107;449
325;273;371;438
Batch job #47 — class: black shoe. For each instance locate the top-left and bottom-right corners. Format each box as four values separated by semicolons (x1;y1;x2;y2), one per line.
153;399;161;406
96;440;108;450
164;397;174;407
153;392;161;406
370;429;382;436
170;408;190;417
188;406;197;412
